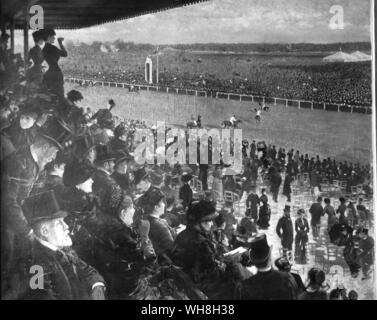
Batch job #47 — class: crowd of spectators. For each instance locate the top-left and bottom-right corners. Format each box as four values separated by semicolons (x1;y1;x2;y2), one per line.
0;30;374;300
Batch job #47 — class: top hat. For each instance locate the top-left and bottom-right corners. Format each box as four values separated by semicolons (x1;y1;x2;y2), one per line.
248;233;272;264
38;117;74;150
284;205;291;212
186;200;218;224
181;172;193;183
133;167;149;185
94;144;115;164
22;190;67;224
114;150;133;167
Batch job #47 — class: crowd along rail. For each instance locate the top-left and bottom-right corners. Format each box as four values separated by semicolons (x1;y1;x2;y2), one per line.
65;77;372;115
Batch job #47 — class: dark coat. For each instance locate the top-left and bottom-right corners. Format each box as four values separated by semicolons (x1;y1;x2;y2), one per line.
27;45;44;85
309;202;324;226
42;42;67;97
283;175;294;196
358;236;374;265
295;218;310;242
108;137;128;154
147;215;177;257
179;183;193;208
257;203;271;229
111;171;131;192
270;172;282;192
238;269;298;300
171;225;224;285
25;241;104;300
92;169;123;216
276;216;294;249
246;193;259;220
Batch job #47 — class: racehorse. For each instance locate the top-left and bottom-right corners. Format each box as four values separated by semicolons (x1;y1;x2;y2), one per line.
186;121;198;129
221;119;242;128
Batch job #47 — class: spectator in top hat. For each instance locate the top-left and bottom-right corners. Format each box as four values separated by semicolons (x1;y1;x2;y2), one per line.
238;234;298;300
179;172;193;209
298;268;327;300
138;188;176;260
22;190;105;300
27;30;45;88
1;117;73;297
336;197;348;225
42;28;68;97
294;209;309;263
270;169;282;203
92;144;122;216
245;186;259;221
274;256;305;294
276;205;294;258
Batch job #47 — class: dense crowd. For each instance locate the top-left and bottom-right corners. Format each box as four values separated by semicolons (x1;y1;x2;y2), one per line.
61;50;372;107
0;30;374;300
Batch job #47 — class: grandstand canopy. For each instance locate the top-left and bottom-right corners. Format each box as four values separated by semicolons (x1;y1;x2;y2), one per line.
323;51;354;63
1;0;208;30
349;51;372;62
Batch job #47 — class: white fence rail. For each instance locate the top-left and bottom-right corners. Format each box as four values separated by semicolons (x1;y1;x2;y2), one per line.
65;77;372;115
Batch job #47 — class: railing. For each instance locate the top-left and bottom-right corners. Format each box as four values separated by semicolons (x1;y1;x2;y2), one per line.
65;77;372;115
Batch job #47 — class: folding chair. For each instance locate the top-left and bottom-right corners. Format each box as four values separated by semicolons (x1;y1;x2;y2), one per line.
223;191;234;203
233;192;241;211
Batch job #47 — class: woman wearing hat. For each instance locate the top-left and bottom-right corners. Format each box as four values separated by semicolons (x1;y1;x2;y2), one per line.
171;200;229;298
26;30;45;88
179;172;193;209
257;194;271;230
42;28;68;97
294;209;310;264
138;188;176;260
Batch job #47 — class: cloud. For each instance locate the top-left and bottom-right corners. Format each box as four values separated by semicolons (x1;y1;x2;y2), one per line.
28;0;371;44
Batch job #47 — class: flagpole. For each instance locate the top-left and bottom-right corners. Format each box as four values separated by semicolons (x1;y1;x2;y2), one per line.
156;46;159;85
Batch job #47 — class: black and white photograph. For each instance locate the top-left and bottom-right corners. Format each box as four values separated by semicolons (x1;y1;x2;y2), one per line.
0;0;375;303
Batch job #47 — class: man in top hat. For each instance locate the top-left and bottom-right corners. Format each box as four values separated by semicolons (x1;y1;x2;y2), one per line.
1;117;73;294
238;234;298;300
179;172;193;209
245;185;259;221
91;144;123;216
22;190;105;300
357;228;374;280
276;205;294;258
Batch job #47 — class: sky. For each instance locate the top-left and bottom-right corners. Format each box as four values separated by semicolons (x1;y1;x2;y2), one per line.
16;0;372;46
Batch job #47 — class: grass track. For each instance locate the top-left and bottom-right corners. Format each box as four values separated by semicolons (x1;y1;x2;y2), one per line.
66;83;372;164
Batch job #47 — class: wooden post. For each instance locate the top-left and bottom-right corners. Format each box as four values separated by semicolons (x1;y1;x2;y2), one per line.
23;4;29;70
323;103;326;111
251;95;253;102
240;95;242;102
274;98;277;105
263;96;265;104
228;94;230;100
10;19;15;54
216;92;218;99
311;102;314;110
298;100;301;109
337;105;340;113
286;99;288;107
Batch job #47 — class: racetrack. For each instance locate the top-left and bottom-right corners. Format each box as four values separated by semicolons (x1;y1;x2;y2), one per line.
66;83;372;164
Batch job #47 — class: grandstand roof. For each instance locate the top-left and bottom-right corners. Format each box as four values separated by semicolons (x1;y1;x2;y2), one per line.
349;51;372;62
2;0;209;30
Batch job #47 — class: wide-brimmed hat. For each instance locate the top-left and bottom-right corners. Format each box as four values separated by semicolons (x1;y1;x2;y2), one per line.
186;200;218;224
94;144;115;164
248;233;272;264
38;117;74;150
23;190;67;224
133;167;149;185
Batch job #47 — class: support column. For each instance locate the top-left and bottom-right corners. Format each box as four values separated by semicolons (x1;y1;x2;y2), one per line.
23;17;29;70
298;101;301;109
311;102;313;110
286;99;288;107
10;19;15;54
274;98;277;105
228;94;230;100
337;105;340;113
323;103;326;111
